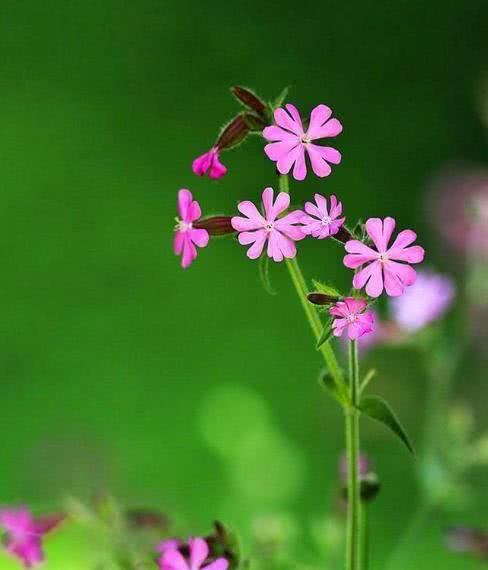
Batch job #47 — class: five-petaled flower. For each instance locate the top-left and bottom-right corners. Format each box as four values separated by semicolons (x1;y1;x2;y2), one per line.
330;298;374;340
159;537;228;570
343;218;425;298
301;194;345;239
192;147;227;180
231;187;305;261
263;104;342;180
0;508;62;568
174;189;210;268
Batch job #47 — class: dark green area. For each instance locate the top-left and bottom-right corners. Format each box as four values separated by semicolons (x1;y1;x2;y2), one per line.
1;1;488;568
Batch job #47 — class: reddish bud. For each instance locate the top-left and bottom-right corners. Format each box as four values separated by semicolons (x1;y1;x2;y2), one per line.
216;115;249;151
194;216;235;236
333;226;353;244
307;293;339;306
231;86;267;116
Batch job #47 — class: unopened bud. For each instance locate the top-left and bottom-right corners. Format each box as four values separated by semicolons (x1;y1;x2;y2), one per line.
194;216;235;236
126;508;169;530
307;292;339;306
333;226;353;244
231;86;267;117
216;115;250;151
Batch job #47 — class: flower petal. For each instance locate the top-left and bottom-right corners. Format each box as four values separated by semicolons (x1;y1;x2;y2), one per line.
366;217;395;252
263;188;290;221
344;241;378;268
306;144;342;177
189;228;209;248
314;193;329;217
264;139;300;162
344;298;367;313
174;231;185;255
364;263;384;298
231;215;263;232
203;559;229;570
263;125;297;142
292;145;307;180
388;245;425;264
238;229;267;259
276;144;303;176
236;201;265;225
177;189;193;221
181;236;197;269
161;549;189;570
306;104;332;139
209;155;227;179
189;538;209;569
274;104;304;135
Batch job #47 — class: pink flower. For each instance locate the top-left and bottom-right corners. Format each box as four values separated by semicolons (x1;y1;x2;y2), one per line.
231;187;305;261
263;104;342;180
0;509;62;568
344;218;425;298
159;537;228;570
300;194;345;239
330;298;374;340
174;189;209;268
192;147;227;180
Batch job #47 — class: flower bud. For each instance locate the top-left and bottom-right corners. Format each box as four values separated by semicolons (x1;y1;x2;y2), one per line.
307;292;340;306
333;226;353;244
231;86;267;117
126;508;169;530
216;114;250;151
194;216;235;236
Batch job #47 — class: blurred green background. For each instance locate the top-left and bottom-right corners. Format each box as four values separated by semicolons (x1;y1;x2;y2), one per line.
1;1;488;568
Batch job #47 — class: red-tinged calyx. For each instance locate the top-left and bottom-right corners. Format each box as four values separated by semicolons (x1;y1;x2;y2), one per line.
194;216;235;236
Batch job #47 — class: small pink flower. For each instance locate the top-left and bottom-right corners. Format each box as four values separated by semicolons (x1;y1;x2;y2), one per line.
301;194;345;239
174;189;209;268
0;508;62;568
344;218;425;298
159;537;228;570
192;147;227;180
231;187;305;262
263;104;342;180
330;298;374;340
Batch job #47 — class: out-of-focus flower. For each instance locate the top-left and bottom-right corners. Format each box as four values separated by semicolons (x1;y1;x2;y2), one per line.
339;453;381;503
231;187;305;261
174;189;209;268
300;194;345;239
330;298;374;340
0;508;63;568
192;147;227;180
445;527;488;560
263;104;342;180
159;537;228;570
389;270;455;332
344;217;425;298
339;453;371;482
428;165;488;255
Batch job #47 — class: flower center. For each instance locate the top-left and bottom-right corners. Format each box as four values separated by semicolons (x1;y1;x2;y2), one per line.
265;222;274;232
321;216;332;226
176;219;192;232
300;134;310;144
378;252;389;262
347;313;358;323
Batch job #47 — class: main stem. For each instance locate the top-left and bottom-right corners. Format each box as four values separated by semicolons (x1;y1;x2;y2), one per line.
278;174;360;570
347;340;361;570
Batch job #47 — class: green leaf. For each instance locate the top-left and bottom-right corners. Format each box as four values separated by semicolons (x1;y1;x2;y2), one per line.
359;395;414;454
316;319;333;349
312;279;341;298
318;369;347;405
269;86;289;112
359;368;376;395
258;254;277;295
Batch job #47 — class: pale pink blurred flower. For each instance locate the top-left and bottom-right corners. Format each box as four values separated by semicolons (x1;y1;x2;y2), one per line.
159;537;228;570
300;194;345;239
192;147;227;180
330;298;374;340
231;187;305;261
0;509;62;568
263;104;342;180
389;270;456;332
344;218;425;298
174;189;209;268
339;453;371;483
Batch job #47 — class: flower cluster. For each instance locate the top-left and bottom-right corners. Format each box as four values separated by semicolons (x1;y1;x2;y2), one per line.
175;92;426;344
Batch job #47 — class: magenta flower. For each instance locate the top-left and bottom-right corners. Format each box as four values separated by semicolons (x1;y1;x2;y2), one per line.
344;218;425;298
192;147;227;180
174;189;210;268
159;537;228;570
330;298;374;340
301;194;345;239
231;187;305;261
263;104;342;180
389;270;455;332
0;509;62;568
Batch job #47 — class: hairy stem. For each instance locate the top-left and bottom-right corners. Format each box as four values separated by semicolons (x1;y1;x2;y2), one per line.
346;339;361;570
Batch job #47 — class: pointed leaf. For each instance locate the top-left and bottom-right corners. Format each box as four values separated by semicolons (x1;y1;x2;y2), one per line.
359;395;414;454
359;369;376;395
316;319;333;349
312;279;341;298
272;86;289;110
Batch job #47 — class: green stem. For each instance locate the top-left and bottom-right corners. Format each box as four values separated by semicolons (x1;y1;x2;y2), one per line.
346;340;361;570
360;503;369;570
